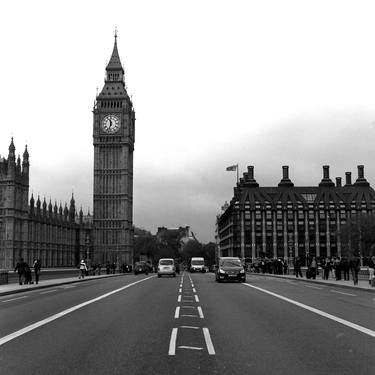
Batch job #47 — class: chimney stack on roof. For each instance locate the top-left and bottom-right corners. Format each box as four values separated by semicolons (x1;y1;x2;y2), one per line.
336;177;342;187
319;165;335;187
278;165;294;187
354;165;369;186
345;172;352;186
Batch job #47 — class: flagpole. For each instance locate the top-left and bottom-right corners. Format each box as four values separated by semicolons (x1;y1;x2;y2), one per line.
237;164;239;184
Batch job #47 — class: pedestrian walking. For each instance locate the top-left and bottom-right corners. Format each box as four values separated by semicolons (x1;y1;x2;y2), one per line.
33;259;41;284
334;257;342;280
308;257;318;280
349;253;361;285
342;256;350;280
14;257;27;285
323;257;331;280
294;257;303;278
368;255;375;286
78;259;87;279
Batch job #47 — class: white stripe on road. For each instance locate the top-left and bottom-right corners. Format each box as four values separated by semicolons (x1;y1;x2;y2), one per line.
2;296;28;303
330;290;357;297
243;283;375;338
39;289;58;294
177;295;181;302
168;328;178;355
178;345;203;350
174;307;180;318
192;288;197;293
0;276;154;347
181;305;195;309
181;314;198;317
179;288;182;293
202;328;215;355
180;326;200;329
194;295;199;302
303;285;323;290
197;306;204;318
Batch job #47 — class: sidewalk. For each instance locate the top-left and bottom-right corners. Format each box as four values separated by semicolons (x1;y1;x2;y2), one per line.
0;273;126;297
250;271;375;293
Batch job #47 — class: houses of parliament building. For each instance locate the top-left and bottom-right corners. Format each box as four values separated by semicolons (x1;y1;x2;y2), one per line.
0;35;135;269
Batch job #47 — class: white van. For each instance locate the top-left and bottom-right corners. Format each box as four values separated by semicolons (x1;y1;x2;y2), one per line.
190;257;205;273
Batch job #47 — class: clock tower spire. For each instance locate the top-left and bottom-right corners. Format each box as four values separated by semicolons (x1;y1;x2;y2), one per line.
92;33;135;265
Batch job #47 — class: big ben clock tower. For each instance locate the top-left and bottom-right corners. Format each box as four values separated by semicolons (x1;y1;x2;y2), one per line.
93;33;135;265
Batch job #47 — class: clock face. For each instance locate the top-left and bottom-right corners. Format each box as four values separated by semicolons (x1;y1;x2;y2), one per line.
102;115;121;134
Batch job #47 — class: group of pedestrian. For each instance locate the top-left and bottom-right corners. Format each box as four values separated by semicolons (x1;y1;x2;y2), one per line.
251;257;289;275
14;258;41;285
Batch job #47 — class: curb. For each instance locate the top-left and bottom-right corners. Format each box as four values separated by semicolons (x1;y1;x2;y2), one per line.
249;273;375;293
0;273;127;297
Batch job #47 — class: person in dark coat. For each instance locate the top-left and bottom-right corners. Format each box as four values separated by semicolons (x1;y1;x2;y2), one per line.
14;258;27;285
341;256;350;280
33;259;41;284
323;257;331;280
294;257;303;278
349;253;361;285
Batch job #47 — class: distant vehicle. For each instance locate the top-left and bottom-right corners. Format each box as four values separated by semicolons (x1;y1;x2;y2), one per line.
215;257;246;283
190;257;206;273
134;261;152;275
157;258;176;277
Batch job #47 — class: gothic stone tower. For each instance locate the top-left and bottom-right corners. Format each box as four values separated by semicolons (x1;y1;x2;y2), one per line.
0;138;29;268
93;35;135;265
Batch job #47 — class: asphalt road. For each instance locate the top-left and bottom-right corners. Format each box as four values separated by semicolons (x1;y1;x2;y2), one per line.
0;273;374;374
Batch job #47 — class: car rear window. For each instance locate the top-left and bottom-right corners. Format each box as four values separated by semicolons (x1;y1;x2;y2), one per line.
159;259;173;265
220;259;242;267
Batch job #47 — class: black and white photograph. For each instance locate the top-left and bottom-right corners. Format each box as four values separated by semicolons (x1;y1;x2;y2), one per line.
0;0;375;374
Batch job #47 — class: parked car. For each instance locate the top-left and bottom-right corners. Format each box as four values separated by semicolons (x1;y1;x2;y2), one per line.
157;258;176;277
215;257;246;283
134;261;152;275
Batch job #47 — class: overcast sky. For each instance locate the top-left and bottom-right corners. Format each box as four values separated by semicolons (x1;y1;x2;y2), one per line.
2;0;375;243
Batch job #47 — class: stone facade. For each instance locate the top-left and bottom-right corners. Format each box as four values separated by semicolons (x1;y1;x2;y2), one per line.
92;35;135;264
217;165;375;263
0;139;92;269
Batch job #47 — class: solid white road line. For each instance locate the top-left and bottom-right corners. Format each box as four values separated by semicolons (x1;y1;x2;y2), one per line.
0;276;154;347
243;283;375;339
168;328;178;355
203;328;216;355
177;295;181;302
180;326;200;329
181;314;198;317
192;288;197;293
2;296;28;303
194;295;199;302
197;306;204;318
330;290;357;297
181;305;195;309
174;306;180;318
39;289;58;294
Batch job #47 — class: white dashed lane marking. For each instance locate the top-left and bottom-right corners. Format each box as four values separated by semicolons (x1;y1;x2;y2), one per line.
197;306;204;318
303;285;323;290
174;307;180;318
2;296;28;303
202;328;216;355
168;328;178;355
194;295;199;302
178;346;203;350
330;290;357;297
39;289;58;295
